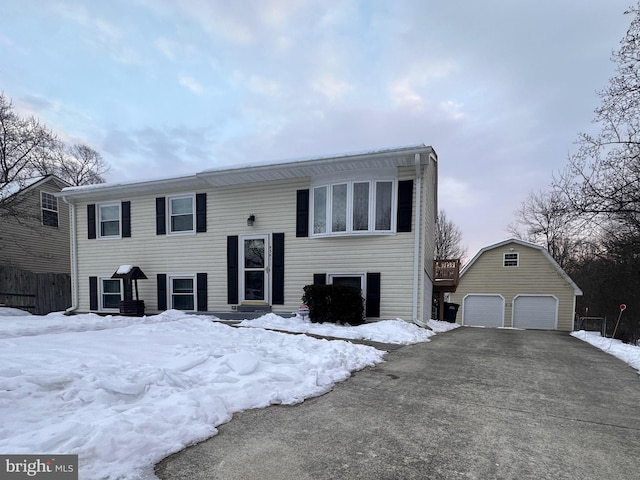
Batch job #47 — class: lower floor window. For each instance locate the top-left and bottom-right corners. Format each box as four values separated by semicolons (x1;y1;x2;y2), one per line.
171;277;195;310
101;278;122;310
328;274;365;293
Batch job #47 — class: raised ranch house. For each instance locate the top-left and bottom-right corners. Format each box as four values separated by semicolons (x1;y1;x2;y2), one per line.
0;175;72;313
58;145;443;323
448;239;583;331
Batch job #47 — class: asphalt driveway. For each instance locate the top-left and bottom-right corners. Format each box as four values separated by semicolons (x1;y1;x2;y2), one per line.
155;327;640;480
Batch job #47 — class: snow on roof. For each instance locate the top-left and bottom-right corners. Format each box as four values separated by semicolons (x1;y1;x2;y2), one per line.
116;265;134;275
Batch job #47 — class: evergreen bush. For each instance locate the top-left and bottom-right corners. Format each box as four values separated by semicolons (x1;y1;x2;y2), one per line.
302;284;365;325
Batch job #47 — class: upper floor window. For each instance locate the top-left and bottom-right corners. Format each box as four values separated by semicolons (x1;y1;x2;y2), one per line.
504;252;519;267
99;203;121;238
312;179;396;236
169;195;194;234
41;191;58;227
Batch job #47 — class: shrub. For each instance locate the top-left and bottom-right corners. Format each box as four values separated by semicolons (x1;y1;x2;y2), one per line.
302;284;365;326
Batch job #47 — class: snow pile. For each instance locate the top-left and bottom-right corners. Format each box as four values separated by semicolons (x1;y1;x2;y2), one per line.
239;314;438;344
571;330;640;374
0;307;31;317
0;310;385;480
0;309;186;339
427;319;461;333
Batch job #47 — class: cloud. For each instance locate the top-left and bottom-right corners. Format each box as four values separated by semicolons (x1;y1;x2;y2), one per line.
439;177;476;209
312;75;351;101
179;76;204;95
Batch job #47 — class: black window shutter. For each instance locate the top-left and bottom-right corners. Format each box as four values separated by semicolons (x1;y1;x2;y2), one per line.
296;189;309;237
87;204;96;239
313;273;326;285
196;193;207;233
397;180;413;232
272;233;285;304
157;274;167;310
156;197;166;235
89;276;98;310
366;272;381;318
227;236;239;304
122;201;131;238
197;273;207;311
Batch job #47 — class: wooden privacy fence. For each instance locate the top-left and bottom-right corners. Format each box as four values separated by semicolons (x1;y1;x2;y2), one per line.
0;265;71;315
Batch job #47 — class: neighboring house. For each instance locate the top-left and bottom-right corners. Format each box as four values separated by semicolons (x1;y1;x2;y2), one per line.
0;175;71;273
449;239;583;331
57;145;440;322
0;175;72;314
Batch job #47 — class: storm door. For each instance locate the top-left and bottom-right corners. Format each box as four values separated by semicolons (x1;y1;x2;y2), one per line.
240;234;270;303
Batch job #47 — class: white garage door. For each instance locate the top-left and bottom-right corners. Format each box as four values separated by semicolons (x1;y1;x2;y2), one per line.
512;295;558;330
462;295;504;327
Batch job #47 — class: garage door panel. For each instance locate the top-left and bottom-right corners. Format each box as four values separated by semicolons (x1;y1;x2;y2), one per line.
463;295;504;327
513;295;557;330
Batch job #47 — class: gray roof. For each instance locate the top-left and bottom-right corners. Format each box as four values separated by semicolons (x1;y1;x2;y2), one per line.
461;238;583;295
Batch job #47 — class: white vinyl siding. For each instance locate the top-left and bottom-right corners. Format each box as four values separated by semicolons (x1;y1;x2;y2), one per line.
512;295;558;330
72;173;424;320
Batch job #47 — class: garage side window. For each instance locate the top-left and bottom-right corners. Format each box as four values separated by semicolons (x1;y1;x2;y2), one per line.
503;252;519;267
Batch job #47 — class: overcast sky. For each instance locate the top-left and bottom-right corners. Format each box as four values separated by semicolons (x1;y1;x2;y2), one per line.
0;0;632;256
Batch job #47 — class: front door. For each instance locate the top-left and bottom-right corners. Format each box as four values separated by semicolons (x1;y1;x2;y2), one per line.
240;234;269;304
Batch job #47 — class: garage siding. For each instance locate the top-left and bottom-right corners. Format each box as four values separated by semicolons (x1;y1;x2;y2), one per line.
513;295;558;330
462;294;504;327
449;242;580;331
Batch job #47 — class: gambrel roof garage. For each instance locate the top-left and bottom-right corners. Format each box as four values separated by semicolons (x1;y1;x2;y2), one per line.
449;239;583;331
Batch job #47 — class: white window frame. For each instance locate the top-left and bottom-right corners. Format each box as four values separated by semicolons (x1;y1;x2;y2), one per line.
99;277;122;311
503;252;519;267
311;175;397;237
169;275;196;311
98;202;121;239
168;194;195;235
41;191;59;227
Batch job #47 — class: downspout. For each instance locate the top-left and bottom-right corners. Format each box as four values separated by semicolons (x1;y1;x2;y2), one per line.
63;197;79;314
412;153;423;325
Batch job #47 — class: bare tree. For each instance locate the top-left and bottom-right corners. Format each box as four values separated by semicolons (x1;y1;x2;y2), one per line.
434;209;467;261
553;4;640;235
507;190;585;268
40;143;109;186
0;92;58;200
1;92;109;196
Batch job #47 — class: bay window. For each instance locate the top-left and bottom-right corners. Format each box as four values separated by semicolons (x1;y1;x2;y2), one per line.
312;178;396;236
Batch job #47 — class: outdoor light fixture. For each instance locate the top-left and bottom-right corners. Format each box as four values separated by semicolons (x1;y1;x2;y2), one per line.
247;214;256;226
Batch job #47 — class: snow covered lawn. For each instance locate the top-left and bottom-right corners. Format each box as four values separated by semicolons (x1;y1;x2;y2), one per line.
0;309;449;480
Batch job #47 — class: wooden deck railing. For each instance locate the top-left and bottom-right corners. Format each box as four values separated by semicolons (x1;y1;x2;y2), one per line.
433;259;460;287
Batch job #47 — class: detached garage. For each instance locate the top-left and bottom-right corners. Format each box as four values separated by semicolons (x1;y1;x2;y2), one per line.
451;239;582;331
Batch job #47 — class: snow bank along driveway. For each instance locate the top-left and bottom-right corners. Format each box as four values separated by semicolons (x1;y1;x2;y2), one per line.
0;310;443;480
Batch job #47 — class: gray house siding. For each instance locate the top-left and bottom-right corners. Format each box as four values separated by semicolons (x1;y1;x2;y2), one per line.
0;176;71;274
